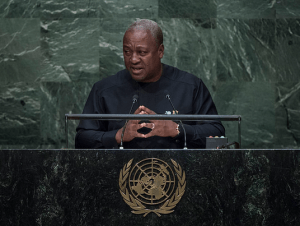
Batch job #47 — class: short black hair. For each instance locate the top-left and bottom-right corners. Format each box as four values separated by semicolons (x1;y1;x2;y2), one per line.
126;19;163;47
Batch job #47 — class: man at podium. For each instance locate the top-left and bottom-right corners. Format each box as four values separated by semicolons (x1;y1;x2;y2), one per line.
75;19;225;149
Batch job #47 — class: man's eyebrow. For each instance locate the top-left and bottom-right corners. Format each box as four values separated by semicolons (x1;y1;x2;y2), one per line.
123;44;148;49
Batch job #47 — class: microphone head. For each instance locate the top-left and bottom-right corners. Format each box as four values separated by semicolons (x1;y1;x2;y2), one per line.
132;94;139;102
164;90;170;99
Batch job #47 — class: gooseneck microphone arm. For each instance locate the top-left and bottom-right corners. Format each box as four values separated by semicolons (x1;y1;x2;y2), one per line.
120;94;138;149
165;91;188;149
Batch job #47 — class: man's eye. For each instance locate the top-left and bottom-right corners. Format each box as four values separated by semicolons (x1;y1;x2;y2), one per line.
140;51;146;55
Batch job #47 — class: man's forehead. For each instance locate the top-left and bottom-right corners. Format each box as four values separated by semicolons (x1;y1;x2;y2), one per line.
123;28;154;43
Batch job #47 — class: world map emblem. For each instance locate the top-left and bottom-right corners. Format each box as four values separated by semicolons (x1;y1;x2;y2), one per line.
119;158;186;217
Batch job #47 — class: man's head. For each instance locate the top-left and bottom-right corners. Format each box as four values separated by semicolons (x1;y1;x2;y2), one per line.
123;19;164;83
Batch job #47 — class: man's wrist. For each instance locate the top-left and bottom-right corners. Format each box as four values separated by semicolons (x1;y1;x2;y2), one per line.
170;122;180;138
115;128;123;144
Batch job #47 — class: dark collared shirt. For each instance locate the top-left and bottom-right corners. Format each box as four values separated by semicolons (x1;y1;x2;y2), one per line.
75;64;225;149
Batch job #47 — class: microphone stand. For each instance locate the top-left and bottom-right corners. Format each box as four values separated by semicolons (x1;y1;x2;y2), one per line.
120;95;138;149
165;93;188;149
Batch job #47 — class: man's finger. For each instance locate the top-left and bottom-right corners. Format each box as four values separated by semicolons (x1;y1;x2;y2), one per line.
135;132;147;138
139;105;156;115
127;119;139;125
139;122;155;129
133;105;147;114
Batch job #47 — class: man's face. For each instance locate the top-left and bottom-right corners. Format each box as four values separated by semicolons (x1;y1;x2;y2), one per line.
123;29;164;83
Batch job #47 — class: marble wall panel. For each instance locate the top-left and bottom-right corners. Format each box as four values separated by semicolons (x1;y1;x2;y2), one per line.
214;19;277;82
0;0;159;19
40;81;94;148
275;82;300;148
216;0;300;19
40;0;101;18
40;18;99;82
276;0;300;18
0;18;41;85
159;0;216;18
0;0;40;18
159;19;216;85
0;82;40;146
216;0;276;19
275;19;300;82
213;82;275;148
99;0;158;18
99;18;132;77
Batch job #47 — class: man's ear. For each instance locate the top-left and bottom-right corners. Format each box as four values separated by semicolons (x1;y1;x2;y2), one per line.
158;44;164;59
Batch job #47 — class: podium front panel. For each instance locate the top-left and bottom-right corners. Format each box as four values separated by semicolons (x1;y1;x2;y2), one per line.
1;149;299;225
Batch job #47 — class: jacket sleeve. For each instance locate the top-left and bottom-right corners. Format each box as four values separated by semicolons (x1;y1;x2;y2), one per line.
75;84;119;149
178;79;225;148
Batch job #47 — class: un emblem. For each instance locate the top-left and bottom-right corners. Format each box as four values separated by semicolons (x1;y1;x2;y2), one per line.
119;158;186;217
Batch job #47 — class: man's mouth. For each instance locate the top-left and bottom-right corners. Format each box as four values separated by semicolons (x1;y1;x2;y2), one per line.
131;67;143;73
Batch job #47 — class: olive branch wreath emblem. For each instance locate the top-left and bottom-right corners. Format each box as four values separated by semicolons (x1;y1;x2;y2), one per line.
119;158;186;217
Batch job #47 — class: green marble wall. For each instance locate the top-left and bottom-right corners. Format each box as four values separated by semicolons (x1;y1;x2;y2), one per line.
0;0;299;149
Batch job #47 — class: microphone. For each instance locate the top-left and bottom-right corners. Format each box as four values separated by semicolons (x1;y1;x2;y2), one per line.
120;94;138;149
164;90;187;149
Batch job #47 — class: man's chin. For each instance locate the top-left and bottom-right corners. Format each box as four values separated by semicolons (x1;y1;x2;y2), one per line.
130;72;146;82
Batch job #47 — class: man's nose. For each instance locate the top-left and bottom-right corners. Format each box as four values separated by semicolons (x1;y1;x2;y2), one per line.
130;52;140;63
